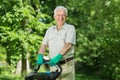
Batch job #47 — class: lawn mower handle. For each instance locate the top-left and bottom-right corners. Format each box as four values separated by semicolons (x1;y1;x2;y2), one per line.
25;62;62;80
34;62;62;74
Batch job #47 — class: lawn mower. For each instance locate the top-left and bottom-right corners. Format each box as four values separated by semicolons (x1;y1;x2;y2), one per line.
25;62;62;80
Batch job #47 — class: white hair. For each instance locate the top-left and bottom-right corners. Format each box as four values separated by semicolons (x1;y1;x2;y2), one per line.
54;6;68;16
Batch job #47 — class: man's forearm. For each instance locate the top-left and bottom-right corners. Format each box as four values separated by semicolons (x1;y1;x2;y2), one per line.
60;42;72;56
38;44;47;54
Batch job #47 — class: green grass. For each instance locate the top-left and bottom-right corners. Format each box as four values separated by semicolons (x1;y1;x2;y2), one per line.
0;65;102;80
76;73;101;80
0;73;101;80
0;66;23;80
0;75;23;80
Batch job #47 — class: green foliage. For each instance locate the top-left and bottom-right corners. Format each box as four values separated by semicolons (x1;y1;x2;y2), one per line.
1;0;120;79
40;0;120;80
0;0;50;67
0;66;23;80
66;0;120;80
0;46;6;61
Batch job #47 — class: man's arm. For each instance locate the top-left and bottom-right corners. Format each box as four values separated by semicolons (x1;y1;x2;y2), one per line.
38;44;47;54
60;42;72;56
49;42;72;66
36;44;47;65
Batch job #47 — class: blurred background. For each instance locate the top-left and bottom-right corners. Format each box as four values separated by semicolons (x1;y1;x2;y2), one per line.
0;0;120;80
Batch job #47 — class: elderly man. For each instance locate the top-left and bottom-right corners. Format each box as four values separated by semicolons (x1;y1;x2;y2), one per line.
37;6;76;80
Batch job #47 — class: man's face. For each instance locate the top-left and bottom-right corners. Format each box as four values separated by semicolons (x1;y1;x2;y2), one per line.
54;9;67;25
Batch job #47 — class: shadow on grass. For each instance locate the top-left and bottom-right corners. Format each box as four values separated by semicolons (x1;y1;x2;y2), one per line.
0;73;101;80
0;75;17;80
75;73;101;80
0;75;23;80
0;77;14;80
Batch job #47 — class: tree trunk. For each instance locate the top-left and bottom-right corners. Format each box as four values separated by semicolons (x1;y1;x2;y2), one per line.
21;52;27;77
15;55;30;75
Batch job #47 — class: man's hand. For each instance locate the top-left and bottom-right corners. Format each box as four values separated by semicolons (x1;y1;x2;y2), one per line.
49;53;63;66
37;54;43;65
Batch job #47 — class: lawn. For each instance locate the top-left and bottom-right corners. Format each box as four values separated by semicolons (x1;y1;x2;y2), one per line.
0;66;101;80
0;73;101;80
76;73;101;80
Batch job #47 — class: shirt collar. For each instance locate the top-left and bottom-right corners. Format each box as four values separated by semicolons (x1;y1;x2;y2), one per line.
53;23;67;30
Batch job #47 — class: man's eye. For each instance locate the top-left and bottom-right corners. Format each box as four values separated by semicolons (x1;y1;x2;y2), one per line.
57;15;65;17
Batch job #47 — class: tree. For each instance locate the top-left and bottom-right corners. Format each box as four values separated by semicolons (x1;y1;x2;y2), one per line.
1;0;120;79
0;0;50;76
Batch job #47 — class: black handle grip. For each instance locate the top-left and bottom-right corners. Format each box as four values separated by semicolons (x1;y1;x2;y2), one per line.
34;62;62;73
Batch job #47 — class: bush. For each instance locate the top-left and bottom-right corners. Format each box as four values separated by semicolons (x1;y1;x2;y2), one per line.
0;66;23;80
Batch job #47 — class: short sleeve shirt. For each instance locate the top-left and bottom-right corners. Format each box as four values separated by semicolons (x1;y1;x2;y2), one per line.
42;23;76;59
